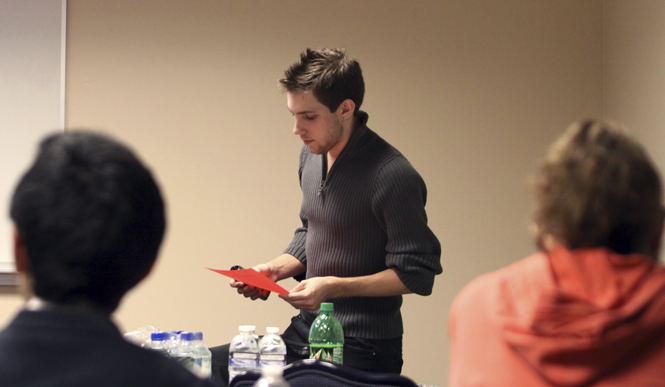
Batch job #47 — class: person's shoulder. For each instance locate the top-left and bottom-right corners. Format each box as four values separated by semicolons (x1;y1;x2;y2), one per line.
105;341;216;387
362;127;401;155
135;351;216;387
373;152;424;189
452;270;501;313
360;129;419;174
451;253;547;315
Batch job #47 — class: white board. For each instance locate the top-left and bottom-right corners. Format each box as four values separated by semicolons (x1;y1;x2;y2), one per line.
0;0;66;282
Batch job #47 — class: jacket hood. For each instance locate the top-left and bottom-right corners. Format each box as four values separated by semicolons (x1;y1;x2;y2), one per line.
494;247;665;387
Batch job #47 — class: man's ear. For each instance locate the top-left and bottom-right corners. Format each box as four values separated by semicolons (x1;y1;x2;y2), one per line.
337;99;356;122
13;227;29;274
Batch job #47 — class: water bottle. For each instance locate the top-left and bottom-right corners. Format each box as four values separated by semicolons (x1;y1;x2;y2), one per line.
252;365;290;387
175;332;203;376
150;331;171;357
259;327;287;368
246;325;260;342
229;325;259;382
166;331;181;356
194;332;212;379
309;302;344;365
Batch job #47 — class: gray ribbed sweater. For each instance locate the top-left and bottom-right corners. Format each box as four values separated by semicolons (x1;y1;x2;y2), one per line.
284;111;442;339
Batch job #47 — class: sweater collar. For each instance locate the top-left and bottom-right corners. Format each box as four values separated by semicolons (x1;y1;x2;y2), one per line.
342;110;371;156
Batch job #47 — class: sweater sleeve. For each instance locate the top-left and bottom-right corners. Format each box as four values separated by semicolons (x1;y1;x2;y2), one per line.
283;146;309;266
371;156;442;295
283;207;308;265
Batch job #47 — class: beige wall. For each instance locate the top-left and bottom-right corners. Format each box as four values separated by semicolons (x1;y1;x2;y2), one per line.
604;1;665;178
0;1;607;385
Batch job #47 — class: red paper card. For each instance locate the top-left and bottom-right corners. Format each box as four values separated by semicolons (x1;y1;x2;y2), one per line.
205;267;290;295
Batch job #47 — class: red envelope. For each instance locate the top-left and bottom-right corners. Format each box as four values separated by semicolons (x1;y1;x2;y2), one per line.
206;267;290;295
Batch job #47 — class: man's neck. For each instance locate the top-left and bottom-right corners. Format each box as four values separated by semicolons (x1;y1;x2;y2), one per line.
24;296;113;316
326;116;358;171
24;297;53;311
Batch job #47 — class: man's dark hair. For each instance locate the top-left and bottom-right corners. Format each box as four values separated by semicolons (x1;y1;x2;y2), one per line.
532;120;662;256
10;131;166;312
279;48;365;115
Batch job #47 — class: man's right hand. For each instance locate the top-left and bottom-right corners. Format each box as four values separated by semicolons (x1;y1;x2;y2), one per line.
229;263;276;301
229;254;305;300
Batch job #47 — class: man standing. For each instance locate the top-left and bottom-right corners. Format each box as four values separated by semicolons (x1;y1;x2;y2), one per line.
0;132;216;387
449;120;665;386
214;48;442;385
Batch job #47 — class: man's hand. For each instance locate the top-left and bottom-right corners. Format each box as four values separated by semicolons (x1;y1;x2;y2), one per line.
229;263;276;301
279;276;337;310
229;254;305;301
279;269;412;309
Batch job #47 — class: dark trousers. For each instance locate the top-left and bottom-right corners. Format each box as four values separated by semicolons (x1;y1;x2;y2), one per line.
210;315;403;387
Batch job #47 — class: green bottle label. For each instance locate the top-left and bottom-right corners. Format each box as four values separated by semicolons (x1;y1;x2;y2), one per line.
309;344;343;365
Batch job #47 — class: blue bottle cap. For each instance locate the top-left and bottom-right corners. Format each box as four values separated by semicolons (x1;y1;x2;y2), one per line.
151;331;170;341
180;332;195;341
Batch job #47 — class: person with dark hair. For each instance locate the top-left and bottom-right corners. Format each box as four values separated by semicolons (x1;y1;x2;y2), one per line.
210;48;442;386
0;131;216;387
449;120;665;386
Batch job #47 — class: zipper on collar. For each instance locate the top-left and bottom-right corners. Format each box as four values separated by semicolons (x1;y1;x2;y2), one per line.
318;154;327;197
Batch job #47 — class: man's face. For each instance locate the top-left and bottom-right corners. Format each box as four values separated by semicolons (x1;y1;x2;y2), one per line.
287;91;344;155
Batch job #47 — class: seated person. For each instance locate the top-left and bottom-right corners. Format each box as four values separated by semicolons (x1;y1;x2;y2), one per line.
449;120;665;386
0;131;216;387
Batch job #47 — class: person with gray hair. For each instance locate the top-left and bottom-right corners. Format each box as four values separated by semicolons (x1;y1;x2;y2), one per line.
449;120;665;386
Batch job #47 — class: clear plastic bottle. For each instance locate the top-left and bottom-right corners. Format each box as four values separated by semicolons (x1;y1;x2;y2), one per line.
150;331;171;357
163;331;181;356
309;302;344;365
259;327;287;369
194;331;212;379
246;325;260;342
175;332;203;376
252;365;290;387
229;325;259;382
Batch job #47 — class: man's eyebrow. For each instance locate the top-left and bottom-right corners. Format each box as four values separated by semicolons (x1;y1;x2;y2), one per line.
287;107;317;115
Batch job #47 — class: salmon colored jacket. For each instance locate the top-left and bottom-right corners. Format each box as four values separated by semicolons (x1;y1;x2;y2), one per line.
449;247;665;387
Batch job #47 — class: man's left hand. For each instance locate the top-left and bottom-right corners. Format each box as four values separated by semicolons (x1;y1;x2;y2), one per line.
279;276;338;310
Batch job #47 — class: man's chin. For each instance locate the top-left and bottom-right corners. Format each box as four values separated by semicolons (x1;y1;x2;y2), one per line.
307;146;325;155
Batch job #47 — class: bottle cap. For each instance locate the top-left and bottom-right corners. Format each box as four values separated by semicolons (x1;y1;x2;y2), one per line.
151;331;170;341
194;332;203;340
180;332;195;341
240;325;253;332
266;327;279;334
320;302;333;312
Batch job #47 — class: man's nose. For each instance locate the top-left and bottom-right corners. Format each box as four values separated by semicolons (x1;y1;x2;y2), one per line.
293;120;305;135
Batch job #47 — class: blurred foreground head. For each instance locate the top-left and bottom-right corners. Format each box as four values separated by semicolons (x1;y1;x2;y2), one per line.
532;120;663;258
10;131;166;313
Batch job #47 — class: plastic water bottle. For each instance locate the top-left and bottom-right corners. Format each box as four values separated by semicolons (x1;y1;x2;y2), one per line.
252;365;290;387
175;332;203;376
194;332;212;379
229;325;259;382
259;327;287;368
246;325;260;342
309;302;344;364
150;331;171;357
166;331;181;356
